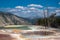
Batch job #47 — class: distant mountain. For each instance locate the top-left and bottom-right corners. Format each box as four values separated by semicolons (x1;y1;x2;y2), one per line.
20;17;37;25
0;7;60;19
0;11;31;26
0;7;44;19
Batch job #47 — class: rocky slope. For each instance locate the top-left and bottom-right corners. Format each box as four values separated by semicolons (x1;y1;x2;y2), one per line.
0;12;31;26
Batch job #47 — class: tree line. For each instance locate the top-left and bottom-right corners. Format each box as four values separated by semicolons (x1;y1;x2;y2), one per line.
36;14;60;28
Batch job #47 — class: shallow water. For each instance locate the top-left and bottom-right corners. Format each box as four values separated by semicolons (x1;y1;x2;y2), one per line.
23;34;54;38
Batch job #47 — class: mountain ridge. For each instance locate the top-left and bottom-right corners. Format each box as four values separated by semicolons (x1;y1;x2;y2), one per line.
0;11;31;26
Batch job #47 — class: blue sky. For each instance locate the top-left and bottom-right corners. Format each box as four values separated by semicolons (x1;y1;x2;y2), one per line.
0;0;60;19
0;0;60;8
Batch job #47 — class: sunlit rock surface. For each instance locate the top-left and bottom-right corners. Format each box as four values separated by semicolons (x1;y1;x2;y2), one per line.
0;12;31;26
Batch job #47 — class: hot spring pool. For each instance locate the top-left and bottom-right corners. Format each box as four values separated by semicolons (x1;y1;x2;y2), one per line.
22;30;56;38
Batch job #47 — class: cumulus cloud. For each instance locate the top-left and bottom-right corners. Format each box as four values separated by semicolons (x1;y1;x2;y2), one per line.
15;6;24;9
9;6;26;12
58;2;60;4
28;4;43;8
15;6;28;10
8;9;21;12
29;7;36;9
56;9;60;12
6;4;60;19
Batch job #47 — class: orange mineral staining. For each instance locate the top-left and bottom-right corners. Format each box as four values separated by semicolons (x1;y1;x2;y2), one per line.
13;29;22;33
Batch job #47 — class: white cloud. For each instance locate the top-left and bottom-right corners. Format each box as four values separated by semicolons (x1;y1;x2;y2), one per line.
28;4;43;8
47;7;56;9
27;10;31;12
1;3;60;19
56;9;60;12
15;6;24;9
8;9;17;12
15;6;28;10
58;2;60;4
9;6;26;12
9;9;21;12
29;7;36;9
